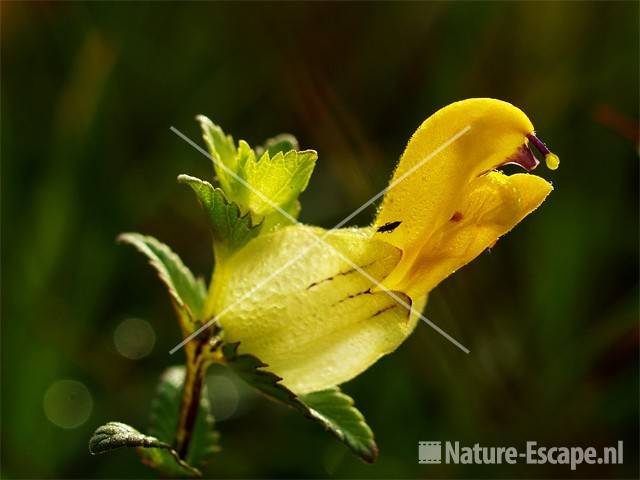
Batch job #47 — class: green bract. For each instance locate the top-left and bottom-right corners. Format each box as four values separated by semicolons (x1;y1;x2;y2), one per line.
197;115;317;235
177;175;261;260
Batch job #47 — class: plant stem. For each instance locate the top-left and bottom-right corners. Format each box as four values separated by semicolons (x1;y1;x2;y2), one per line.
174;340;208;459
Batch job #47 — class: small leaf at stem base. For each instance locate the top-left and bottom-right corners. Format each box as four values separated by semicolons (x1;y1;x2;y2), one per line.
88;421;202;477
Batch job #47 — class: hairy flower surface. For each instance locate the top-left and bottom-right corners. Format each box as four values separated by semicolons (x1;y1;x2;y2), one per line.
204;98;557;394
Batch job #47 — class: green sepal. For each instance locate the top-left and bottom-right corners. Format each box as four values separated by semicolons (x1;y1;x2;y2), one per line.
222;343;378;463
178;175;261;259
117;233;206;328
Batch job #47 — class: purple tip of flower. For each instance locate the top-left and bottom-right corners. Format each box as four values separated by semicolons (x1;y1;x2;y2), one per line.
526;133;552;156
504;144;539;171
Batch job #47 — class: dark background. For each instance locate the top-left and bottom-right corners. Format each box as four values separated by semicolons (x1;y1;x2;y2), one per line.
2;1;638;478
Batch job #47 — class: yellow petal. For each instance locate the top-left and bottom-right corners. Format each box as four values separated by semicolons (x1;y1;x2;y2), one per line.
212;225;423;394
388;172;552;297
374;98;553;297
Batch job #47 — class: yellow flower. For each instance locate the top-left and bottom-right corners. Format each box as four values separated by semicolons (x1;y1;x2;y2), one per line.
210;98;557;394
374;98;557;298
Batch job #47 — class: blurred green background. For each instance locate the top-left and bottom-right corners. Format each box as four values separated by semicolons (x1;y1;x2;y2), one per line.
2;1;638;478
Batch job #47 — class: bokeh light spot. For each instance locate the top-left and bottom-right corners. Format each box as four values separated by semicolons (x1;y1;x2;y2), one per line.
113;317;155;359
206;375;239;421
43;380;93;429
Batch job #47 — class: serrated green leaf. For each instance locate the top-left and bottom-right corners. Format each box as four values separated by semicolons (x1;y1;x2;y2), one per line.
222;343;378;463
89;421;201;477
197;115;237;195
117;233;206;323
149;366;220;470
255;133;299;158
300;388;378;463
221;343;299;407
178;175;261;259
